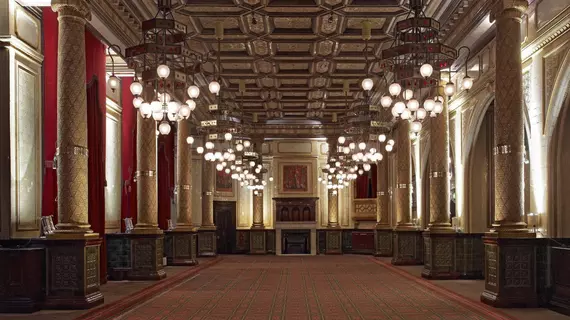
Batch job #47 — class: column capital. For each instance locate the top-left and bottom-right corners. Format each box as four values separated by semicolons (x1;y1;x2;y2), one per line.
491;0;528;22
52;0;91;20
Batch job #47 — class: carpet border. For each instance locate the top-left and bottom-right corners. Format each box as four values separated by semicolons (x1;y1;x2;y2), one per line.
368;257;515;320
75;257;223;320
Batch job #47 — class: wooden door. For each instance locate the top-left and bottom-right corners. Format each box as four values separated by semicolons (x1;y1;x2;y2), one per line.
213;201;236;254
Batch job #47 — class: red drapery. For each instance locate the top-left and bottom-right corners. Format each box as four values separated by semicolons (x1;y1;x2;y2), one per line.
120;77;137;232
85;30;107;283
157;133;175;230
42;8;58;222
355;164;378;199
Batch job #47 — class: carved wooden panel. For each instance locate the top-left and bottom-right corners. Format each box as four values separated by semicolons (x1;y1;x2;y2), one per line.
274;197;318;222
353;199;377;221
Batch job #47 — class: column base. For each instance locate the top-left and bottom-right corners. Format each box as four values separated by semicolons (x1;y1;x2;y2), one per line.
197;229;217;257
422;231;459;279
325;229;343;254
250;230;266;255
128;234;167;281
164;230;198;266
374;228;393;257
43;237;104;309
391;229;423;265
480;232;539;308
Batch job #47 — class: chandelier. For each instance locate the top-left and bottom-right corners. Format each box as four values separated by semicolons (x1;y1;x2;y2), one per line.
364;0;474;130
107;0;202;136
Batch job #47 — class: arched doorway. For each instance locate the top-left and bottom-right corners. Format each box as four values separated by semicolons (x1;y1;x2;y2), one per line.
549;95;570;237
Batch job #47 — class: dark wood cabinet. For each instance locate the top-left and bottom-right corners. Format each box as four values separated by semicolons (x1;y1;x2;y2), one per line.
351;231;375;254
0;247;45;313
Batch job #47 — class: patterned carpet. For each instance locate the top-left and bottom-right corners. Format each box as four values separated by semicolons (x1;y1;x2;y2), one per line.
109;255;512;320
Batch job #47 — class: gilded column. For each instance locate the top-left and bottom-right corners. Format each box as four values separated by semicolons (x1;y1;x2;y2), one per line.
481;0;535;308
395;121;413;230
392;121;422;265
327;177;339;228
252;190;264;228
175;119;194;231
491;0;530;234
374;155;392;256
134;112;160;233
52;0;92;234
201;159;215;228
428;89;452;231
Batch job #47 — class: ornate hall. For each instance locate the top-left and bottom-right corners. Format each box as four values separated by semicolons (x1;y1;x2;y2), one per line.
1;0;570;319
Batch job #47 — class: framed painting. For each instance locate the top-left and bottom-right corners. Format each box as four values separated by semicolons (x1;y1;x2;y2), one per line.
279;163;311;194
215;170;233;193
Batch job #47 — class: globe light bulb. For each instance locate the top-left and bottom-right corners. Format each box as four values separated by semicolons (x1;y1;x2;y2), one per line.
420;63;434;78
380;95;393;108
269;177;274;182
462;76;473;91
388;139;395;145
224;132;233;141
216;163;223;171
358;142;366;150
178;105;191;119
434;101;444;114
151;100;162;113
378;134;387;142
423;99;435;112
250;161;256;167
130;80;143;95
403;89;414;100
140;103;152;118
186;136;194;144
186;99;196;111
389;83;402;97
445;82;456;97
167;112;177;121
363;163;371;171
361;78;374;91
394;101;406;114
107;75;120;91
156;64;170;78
343;147;350;154
205;141;215;149
349;142;356;150
236;144;244;151
407;98;419;111
197;146;204;154
401;108;411;120
244;140;251;147
416;108;427;120
209;80;221;95
187;85;200;98
133;97;144;108
385;144;393;152
158;121;171;135
152;112;164;121
338;136;346;144
168;101;180;114
430;111;437;118
358;169;364;175
411;121;423;133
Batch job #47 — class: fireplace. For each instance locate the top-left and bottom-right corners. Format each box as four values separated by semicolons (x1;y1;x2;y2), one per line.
282;230;310;254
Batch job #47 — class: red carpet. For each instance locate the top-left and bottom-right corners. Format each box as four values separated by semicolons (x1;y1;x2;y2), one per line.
102;255;513;320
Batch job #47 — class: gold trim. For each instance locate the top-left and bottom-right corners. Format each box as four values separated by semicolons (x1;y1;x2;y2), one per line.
135;170;156;177
429;171;450;178
493;145;513;155
397;184;409;189
179;185;191;190
56;145;89;157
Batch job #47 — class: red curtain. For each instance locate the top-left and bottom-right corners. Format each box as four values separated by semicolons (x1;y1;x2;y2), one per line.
355;164;378;199
120;77;137;232
355;173;368;199
371;164;378;197
157;133;175;230
85;30;107;283
42;8;58;222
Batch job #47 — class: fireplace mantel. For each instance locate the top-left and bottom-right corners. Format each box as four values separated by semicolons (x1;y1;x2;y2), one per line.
273;197;319;222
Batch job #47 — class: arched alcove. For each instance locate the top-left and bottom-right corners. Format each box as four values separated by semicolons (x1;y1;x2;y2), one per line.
549;95;570;237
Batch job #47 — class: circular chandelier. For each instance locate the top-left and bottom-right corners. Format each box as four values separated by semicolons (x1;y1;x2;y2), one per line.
361;0;474;130
107;0;202;136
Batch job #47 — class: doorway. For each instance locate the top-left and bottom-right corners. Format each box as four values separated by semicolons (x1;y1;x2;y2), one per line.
213;201;237;254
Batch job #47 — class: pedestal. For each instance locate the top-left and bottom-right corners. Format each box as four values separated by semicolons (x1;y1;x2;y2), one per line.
0;248;45;313
480;234;538;308
44;237;104;309
164;231;198;266
374;229;393;257
128;234;166;280
325;229;342;254
250;230;266;255
422;231;458;279
198;229;217;257
392;230;423;265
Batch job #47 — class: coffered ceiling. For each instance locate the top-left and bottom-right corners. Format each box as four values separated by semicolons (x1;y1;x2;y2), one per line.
95;0;480;126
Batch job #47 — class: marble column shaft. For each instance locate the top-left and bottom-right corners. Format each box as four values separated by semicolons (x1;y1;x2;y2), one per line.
201;159;215;228
395;121;413;229
328;177;339;228
252;190;264;228
376;157;390;228
492;0;529;232
52;0;92;234
134;114;160;233
428;92;452;231
175;119;193;230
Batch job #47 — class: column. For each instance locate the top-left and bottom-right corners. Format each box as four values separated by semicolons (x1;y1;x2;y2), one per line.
250;138;267;254
482;0;537;307
44;0;103;309
392;121;422;265
53;0;92;235
327;177;339;228
374;155;392;256
325;175;342;254
422;88;457;279
165;118;198;265
198;158;217;256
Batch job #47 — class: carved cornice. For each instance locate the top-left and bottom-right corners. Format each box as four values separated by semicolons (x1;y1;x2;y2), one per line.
89;0;141;49
522;8;570;62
